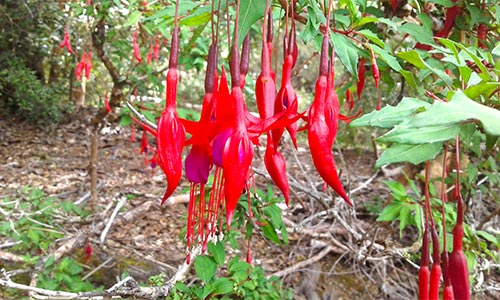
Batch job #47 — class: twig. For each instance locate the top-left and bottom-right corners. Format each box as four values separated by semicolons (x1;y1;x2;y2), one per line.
75;183;104;205
100;196;128;243
0;250;24;263
0;240;22;249
0;240;209;300
126;102;157;131
270;245;335;278
350;171;379;194
82;257;114;281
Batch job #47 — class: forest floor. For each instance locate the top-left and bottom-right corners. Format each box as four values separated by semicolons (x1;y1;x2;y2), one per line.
0;109;497;300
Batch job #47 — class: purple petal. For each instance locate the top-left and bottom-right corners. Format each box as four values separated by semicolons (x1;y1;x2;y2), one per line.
212;129;231;167
185;146;210;183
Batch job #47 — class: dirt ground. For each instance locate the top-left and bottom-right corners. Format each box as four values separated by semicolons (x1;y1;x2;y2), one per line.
0;110;498;300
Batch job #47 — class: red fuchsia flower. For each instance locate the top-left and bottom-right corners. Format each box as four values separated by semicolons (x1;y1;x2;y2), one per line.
154;37;160;61
256;0;290;205
156;23;185;204
133;31;142;63
84;238;92;264
140;129;149;154
147;45;153;65
85;51;92;79
181;43;219;254
76;53;86;80
104;92;111;114
307;2;352;206
356;57;366;100
449;137;470;300
273;20;299;150
59;27;74;55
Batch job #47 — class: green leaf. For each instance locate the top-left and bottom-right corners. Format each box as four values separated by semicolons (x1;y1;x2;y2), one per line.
354;16;378;28
384;181;407;199
207;241;226;266
375;143;442;168
124;10;142;27
195;255;217;282
399;206;411;238
330;32;359;76
261;221;280;245
202;283;217;299
397;50;426;69
407;91;500;136
358;30;384;48
237;0;266;46
400;70;418;90
120;114;132;126
399;23;433;45
464;81;500;99
212;278;234;295
371;45;402;71
44;255;55;268
28;229;40;245
350;97;431;128
492;43;500;57
180;12;211;26
263;204;282;228
476;231;500;246
427;0;456;7
378;123;460;144
377;203;401;222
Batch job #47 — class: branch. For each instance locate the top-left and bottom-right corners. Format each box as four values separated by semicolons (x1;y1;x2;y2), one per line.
0;243;205;300
126;101;158;130
270;245;336;278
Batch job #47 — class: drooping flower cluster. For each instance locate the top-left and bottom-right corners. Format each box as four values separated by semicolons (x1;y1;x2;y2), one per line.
133;0;354;260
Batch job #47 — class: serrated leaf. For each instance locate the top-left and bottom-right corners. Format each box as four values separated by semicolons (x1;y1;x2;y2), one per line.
384;181;407;199
378;123;460;144
263;204;282;228
464;81;500;99
195;255;217;282
408;91;500;136
397;50;426;69
212;278;234;295
331;32;359;76
350;97;431;128
207;241;225;266
399;23;433;45
376;143;442;168
261;221;280;245
376;203;401;222
202;283;217;299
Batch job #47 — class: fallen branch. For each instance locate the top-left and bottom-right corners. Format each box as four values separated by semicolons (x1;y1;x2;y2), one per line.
270;245;336;278
100;196;127;243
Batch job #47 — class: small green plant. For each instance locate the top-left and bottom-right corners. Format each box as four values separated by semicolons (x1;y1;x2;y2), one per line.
0;57;70;124
0;187;96;297
167;242;292;300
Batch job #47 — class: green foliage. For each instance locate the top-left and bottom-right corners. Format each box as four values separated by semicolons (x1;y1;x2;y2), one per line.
37;257;95;292
0;187;95;296
0;57;70;123
0;1;72;123
169;253;292;300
